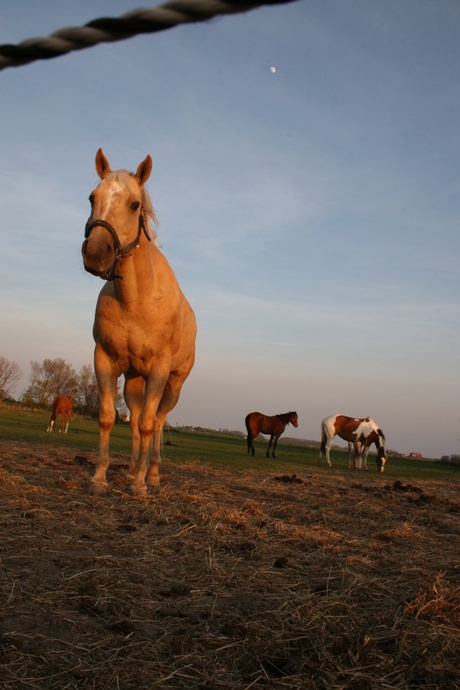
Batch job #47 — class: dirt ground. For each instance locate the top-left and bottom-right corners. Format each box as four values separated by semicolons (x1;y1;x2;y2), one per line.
1;438;460;689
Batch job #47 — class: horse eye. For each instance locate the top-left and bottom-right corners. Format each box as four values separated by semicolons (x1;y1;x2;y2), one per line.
131;201;140;211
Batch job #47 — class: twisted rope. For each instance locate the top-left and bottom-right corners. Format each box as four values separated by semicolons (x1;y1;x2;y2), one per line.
0;0;297;72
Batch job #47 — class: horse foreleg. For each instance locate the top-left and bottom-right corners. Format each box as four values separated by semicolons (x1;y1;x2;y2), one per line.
347;442;353;469
361;445;370;470
124;375;144;480
88;354;118;495
64;410;71;434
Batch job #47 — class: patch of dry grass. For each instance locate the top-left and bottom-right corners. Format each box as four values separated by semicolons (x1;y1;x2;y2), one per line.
1;439;460;689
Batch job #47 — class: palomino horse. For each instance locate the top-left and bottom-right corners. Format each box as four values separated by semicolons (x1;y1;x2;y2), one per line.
245;411;298;458
319;414;387;472
47;395;75;434
81;149;196;496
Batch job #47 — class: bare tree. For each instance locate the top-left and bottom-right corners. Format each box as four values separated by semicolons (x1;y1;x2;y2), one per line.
22;358;78;407
77;364;99;414
0;356;22;399
44;358;78;398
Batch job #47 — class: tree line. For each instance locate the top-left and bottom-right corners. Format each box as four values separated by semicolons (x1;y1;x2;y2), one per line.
0;356;125;416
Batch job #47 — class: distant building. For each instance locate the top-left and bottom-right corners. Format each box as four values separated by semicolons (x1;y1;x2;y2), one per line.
409;452;422;458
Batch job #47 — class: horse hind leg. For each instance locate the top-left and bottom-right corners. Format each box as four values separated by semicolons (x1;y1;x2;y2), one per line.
320;435;333;467
124;375;144;481
145;354;194;491
60;410;70;434
247;430;255;456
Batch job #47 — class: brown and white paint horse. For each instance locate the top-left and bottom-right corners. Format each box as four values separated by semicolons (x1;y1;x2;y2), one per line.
82;149;196;496
245;411;298;458
319;415;387;472
47;395;75;434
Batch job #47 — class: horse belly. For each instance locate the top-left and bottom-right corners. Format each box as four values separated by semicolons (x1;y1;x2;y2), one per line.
260;419;281;436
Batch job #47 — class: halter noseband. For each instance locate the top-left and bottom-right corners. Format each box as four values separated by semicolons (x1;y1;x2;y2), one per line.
84;208;151;281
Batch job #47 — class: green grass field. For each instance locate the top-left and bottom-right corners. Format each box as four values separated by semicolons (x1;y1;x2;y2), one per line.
1;405;459;481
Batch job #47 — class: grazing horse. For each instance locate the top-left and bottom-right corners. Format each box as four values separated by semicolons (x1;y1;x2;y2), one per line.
319;414;387;472
47;395;75;434
245;411;298;458
81;149;196;496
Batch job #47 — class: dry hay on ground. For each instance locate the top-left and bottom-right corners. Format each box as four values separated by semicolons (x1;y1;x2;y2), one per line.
1;439;460;689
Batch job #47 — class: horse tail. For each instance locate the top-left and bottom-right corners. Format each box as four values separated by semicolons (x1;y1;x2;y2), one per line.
319;419;327;457
245;413;255;455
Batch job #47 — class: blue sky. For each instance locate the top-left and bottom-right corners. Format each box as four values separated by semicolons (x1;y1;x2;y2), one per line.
1;0;459;457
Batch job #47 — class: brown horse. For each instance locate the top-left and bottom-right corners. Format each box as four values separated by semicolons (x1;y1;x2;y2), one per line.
47;395;75;434
81;149;196;496
245;411;298;458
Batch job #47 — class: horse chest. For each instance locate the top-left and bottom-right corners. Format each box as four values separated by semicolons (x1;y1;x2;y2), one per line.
95;300;180;374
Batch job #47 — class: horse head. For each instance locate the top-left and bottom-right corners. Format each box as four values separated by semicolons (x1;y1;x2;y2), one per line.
289;411;299;428
81;149;155;280
376;446;387;473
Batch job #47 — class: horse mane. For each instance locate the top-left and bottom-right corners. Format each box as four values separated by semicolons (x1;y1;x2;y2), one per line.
109;169;158;242
277;411;295;425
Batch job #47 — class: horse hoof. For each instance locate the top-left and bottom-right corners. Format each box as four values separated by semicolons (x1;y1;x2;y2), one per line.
88;480;109;496
129;482;148;497
146;475;160;487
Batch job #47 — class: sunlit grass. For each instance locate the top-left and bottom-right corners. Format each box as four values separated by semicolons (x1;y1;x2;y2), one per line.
1;405;459;481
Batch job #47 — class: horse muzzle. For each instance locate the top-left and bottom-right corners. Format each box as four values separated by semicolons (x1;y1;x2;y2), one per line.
81;233;117;280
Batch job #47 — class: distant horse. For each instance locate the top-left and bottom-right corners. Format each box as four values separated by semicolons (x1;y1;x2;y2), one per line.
81;149;196;496
47;395;75;434
245;411;298;458
319;415;387;472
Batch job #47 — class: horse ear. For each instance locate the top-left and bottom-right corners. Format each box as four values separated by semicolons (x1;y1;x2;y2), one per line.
95;149;111;179
136;155;152;186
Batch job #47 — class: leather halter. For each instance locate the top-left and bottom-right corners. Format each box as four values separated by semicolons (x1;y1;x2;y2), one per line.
84;208;151;281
